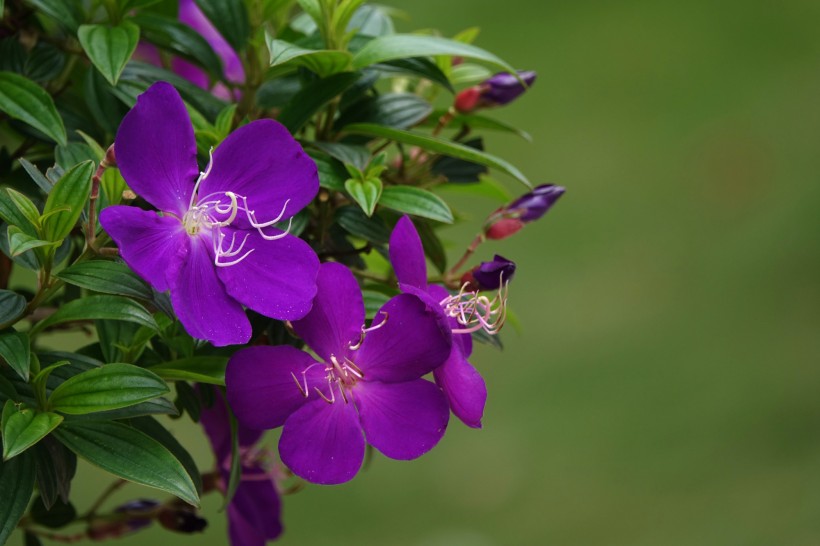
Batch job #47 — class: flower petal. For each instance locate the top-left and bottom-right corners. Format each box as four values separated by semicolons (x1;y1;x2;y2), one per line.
170;233;250;346
353;379;449;460
179;0;244;84
427;284;473;357
433;348;486;428
215;227;318;321
115;82;198;215
389;215;428;290
198;119;318;224
291;262;364;361
226;346;324;430
227;480;282;545
279;398;364;485
353;294;451;383
99;205;186;292
199;386;262;462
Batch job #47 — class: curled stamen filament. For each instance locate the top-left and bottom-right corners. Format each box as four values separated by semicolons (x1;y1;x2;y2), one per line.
348;311;389;350
441;282;509;335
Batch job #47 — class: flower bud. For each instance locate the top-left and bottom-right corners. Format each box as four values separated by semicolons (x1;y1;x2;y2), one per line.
471;255;516;290
483;184;565;240
157;500;208;534
454;70;537;113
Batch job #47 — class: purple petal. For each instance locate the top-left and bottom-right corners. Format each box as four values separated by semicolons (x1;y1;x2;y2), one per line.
389;215;428;290
433;349;486;428
115;82;198;215
353;379;449;460
227;480;282;545
171;58;210;89
426;284;473;357
169;234;250;346
291;262;364;361
99;205;186;292
199;387;262;462
226;346;324;430
215;227;318;321
279;398;364;485
353;294;451;383
198;120;318;225
178;0;244;84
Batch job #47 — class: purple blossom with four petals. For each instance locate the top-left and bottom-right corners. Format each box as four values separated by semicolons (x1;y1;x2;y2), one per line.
389;216;488;428
200;388;282;545
100;82;319;346
226;262;452;485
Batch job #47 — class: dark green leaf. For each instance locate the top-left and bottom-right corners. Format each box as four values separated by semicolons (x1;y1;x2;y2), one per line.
148;356;228;385
309;152;347;191
436;176;512;203
32;436;77;509
71;397;178;421
337;93;432;130
377;58;453;92
193;0;250;52
335;205;389;244
30;497;76;529
310;141;370;170
223;400;241;508
7;226;55;257
49;363;169;415
352;34;516;74
56;260;152;299
134;13;224;78
267;39;352;77
24;42;66;83
453;112;532;141
77;22;140;86
1;401;62;459
42;160;94;243
0;330;30;380
0;71;66;145
173;380;200;422
55;420;199;506
278;71;362;133
24;0;82;31
379;186;453;223
55;142;97;171
18;158;53;194
130;416;202;497
31;295;158;335
0;290;26;325
345;177;382;217
0;450;35;544
344;122;530;186
431;138;488;183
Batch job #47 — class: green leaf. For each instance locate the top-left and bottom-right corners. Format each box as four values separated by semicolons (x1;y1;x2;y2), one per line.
42;160;94;243
453;112;533;142
0;189;40;238
148;356;228;385
129;416;202;497
214;103;237;137
55;420;199;506
337;93;432;130
278;71;362;133
311;141;370;170
0;450;35;544
345;177;382;217
267;38;352;77
2;401;63;460
335;205;389;244
310;153;347;192
77;23;140;86
0;290;26;325
32;436;76;509
344;122;530;187
31;295;158;335
24;0;82;31
0;71;66;145
69;397;178;421
19;158;54;194
379;186;453;223
49;363;169;415
436;176;513;203
223;399;241;509
56;260;153;300
351;34;516;74
0;330;30;381
133;13;224;78
362;289;391;319
378;58;453;93
193;0;250;52
8;226;54;257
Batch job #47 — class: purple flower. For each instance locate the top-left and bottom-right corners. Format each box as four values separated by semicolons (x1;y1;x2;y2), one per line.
200;388;283;545
99;82;319;346
485;184;565;240
225;262;452;485
389;216;490;428
470;255;516;291
134;0;244;100
454;70;537;113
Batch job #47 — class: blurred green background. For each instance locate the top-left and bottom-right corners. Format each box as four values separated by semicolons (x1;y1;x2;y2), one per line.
16;0;820;544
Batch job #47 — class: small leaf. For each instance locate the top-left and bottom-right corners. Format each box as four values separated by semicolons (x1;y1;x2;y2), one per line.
0;330;30;381
7;226;55;257
267;38;352;77
55;420;199;506
77;23;140;86
0;71;67;145
0;290;26;325
379;186;453;223
214;103;237;137
337;93;432;130
148;356;228;385
2;188;41;234
2;401;63;460
344;123;530;187
351;34;516;74
193;0;250;52
335;205;389;245
310;142;370;170
56;261;153;300
31;295;158;335
42;160;95;243
310;153;347;192
24;0;82;31
32;436;76;509
49;363;169;415
0;450;35;544
277;71;362;133
18;158;53;194
345;177;382;217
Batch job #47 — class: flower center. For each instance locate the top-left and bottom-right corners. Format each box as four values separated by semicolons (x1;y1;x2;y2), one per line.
440;281;509;336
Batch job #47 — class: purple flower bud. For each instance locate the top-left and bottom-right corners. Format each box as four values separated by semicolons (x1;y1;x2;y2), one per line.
508;184;565;222
158;501;208;534
481;70;537;107
471;255;516;290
